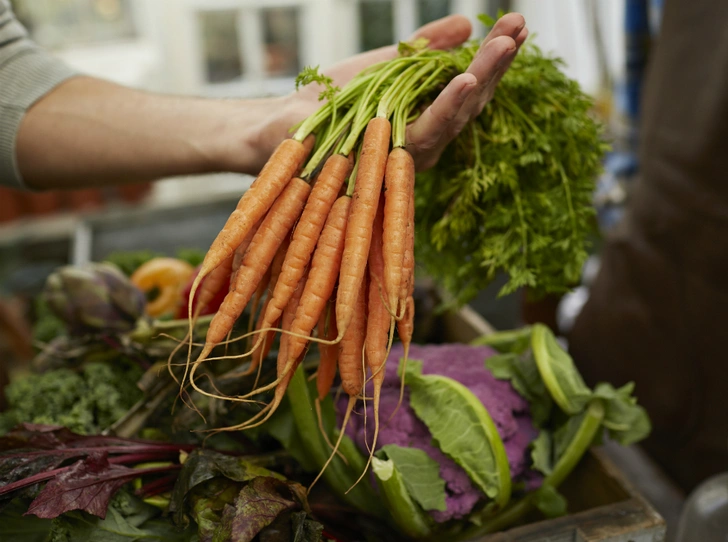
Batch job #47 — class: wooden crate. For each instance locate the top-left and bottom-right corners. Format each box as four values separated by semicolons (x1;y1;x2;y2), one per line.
481;449;666;541
439;305;667;542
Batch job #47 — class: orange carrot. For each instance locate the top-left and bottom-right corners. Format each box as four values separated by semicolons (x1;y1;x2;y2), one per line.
392;294;415;419
249;297;278;377
337;117;391;338
247;237;290;377
338;278;367;398
185;137;312;387
276;275;306;385
316;299;338;401
397;190;416;318
362;198;393;479
397;296;414;361
167;254;228;349
271;265;310;403
230;218;262;287
365;199;391;398
391;195;415;419
308;277;366;493
233;267;309;431
191;137;312;312
284;195;351;371
195;177;311;366
253;153;353;354
382;147;414;317
393;197;415;416
244;263;272;351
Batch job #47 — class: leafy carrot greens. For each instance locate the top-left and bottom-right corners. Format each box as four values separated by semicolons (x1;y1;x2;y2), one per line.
416;43;608;305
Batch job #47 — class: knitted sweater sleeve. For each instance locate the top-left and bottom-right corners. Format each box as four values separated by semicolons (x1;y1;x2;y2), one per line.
0;0;77;189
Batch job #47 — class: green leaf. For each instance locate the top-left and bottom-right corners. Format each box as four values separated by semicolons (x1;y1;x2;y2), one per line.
0;498;52;542
290;510;323;542
294;65;339;102
485;349;553;426
0;361;143;436
49;490;195;542
371;456;432;540
175;248;205;267
189;477;241;541
212;504;234;542
530;430;553;476
593;382;651;445
477;14;496;28
532;484;567;518
553;413;587;464
472;327;532;354
379;444;446;512
404;359;512;509
170;449;282;526
265;401;318;472
531;324;591;415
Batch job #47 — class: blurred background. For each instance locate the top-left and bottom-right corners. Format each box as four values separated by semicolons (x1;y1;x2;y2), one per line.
0;0;662;328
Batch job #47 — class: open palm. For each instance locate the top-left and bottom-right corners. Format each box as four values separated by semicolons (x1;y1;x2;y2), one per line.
289;13;528;170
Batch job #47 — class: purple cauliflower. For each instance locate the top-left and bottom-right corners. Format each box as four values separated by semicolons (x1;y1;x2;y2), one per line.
338;343;541;523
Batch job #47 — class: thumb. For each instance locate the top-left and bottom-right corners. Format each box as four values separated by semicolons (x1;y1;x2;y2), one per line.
411;15;472;50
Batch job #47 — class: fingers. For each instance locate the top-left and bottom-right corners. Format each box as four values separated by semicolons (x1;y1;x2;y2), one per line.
515;26;529;48
458;35;517;120
405;13;528;170
483;12;526;46
406;73;476;157
460;14;526;119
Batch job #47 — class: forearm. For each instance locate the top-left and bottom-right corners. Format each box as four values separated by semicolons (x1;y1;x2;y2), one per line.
16;77;293;190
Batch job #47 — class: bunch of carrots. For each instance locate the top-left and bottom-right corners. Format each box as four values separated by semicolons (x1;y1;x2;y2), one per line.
173;40;467;484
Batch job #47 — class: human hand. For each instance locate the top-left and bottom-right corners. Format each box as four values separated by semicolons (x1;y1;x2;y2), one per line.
280;13;528;171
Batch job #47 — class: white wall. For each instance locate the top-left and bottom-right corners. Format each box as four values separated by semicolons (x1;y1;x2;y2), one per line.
512;0;625;96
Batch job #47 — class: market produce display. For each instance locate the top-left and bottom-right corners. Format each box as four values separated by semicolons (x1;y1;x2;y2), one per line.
179;16;606;480
0;16;647;542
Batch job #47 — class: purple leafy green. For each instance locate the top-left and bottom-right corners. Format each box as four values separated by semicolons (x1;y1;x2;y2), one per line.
0;425;192;519
231;477;298;541
26;451;178;519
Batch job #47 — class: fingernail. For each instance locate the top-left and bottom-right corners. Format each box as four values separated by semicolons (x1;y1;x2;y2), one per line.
459;82;475;100
497;48;516;67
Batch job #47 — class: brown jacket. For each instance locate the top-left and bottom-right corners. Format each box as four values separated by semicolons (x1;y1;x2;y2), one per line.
569;0;728;491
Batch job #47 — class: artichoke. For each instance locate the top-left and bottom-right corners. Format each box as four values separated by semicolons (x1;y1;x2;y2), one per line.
43;263;146;335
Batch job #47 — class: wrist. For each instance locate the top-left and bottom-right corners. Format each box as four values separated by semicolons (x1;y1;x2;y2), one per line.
210;93;301;176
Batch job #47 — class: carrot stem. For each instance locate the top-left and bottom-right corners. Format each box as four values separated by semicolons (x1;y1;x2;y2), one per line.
300;105;358;178
293;74;374;142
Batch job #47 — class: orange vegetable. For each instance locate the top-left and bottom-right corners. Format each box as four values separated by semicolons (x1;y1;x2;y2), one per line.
383;147;415;316
187;136;313;330
130;257;193;317
285;196;352;372
337;117;390;338
338;277;367;397
397;191;416;318
247;237;290;376
253;153;353;356
365;198;392;459
196;177;311;365
316;299;338;401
